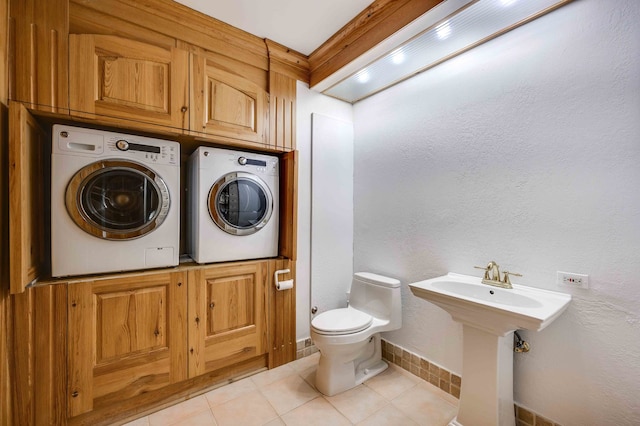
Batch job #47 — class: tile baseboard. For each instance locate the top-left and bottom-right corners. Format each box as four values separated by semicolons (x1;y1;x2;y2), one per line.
380;339;563;426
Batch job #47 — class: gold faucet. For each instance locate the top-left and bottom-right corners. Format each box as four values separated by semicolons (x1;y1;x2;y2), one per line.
474;261;522;289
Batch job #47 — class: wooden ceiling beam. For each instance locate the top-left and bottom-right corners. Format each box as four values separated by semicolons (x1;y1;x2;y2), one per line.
308;0;444;88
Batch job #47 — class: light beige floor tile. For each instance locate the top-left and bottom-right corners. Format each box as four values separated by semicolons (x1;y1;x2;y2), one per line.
364;364;420;400
172;409;217;426
325;384;387;424
205;377;258;407
289;352;320;372
416;381;459;407
356;404;419;426
251;364;297;388
148;396;210;426
299;365;317;390
260;374;320;415
391;383;458;426
280;397;351;426
122;416;150;426
210;390;278;426
263;418;286;426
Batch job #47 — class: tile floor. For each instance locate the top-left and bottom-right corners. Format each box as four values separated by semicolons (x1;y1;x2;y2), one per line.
123;353;459;426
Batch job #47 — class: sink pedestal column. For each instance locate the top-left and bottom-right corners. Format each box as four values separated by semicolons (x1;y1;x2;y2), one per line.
449;326;515;426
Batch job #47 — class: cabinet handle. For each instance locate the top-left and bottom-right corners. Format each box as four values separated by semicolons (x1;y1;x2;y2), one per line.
181;106;187;113
195;316;200;324
209;302;215;309
178;282;182;287
154;329;160;337
71;391;79;398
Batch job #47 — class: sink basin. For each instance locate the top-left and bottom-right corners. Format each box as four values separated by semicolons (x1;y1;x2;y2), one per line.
409;272;571;426
409;272;571;336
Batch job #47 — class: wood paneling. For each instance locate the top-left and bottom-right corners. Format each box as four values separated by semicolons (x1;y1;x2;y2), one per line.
10;285;67;425
68;271;188;417
309;0;444;87
0;0;7;104
8;102;46;294
69;34;189;130
8;0;68;111
268;259;296;368
268;72;296;152
0;9;7;421
188;262;268;377
279;150;298;260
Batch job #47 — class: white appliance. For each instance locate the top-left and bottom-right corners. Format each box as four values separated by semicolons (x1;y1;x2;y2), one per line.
188;146;279;263
51;125;180;277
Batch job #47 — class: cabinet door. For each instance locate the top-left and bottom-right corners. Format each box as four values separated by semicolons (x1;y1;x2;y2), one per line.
191;54;269;145
188;262;268;377
67;271;188;418
8;102;46;293
69;34;189;129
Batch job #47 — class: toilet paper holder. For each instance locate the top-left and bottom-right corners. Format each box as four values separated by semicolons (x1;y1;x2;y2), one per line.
274;269;294;291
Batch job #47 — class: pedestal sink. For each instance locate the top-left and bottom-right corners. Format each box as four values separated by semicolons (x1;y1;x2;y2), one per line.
409;273;571;426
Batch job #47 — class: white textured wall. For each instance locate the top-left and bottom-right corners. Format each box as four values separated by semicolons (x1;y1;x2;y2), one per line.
352;0;640;424
295;82;353;340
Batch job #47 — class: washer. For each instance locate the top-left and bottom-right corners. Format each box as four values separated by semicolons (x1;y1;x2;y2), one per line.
188;146;279;263
51;125;180;277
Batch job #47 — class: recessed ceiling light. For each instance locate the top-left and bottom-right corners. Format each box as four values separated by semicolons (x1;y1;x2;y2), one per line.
390;49;406;65
356;70;371;84
436;20;452;40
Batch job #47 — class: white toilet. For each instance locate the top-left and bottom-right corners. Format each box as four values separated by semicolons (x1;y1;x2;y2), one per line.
310;272;402;396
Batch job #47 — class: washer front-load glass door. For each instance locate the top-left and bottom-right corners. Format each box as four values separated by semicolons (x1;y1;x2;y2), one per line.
208;172;273;235
66;160;170;240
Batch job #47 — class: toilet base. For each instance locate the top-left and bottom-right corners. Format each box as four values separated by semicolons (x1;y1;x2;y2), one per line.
315;334;388;396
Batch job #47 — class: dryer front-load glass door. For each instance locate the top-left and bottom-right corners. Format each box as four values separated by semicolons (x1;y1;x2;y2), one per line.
208;172;273;236
66;159;171;240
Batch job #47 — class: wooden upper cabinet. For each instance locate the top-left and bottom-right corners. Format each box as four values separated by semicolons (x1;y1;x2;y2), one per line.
8;102;46;294
67;271;188;418
191;53;269;145
69;34;189;129
187;261;268;378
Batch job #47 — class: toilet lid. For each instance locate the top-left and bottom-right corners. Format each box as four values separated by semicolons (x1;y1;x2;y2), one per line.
312;308;373;335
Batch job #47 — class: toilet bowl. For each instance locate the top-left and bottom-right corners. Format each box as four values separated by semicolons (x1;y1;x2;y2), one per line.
311;272;402;396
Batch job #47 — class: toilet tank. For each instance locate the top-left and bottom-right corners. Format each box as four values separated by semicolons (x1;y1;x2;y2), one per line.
349;272;402;327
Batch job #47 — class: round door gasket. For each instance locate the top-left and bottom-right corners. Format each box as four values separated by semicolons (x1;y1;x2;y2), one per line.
207;171;273;236
65;159;171;240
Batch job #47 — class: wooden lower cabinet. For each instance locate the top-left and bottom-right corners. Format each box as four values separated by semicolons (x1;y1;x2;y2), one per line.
67;271;188;418
187;261;268;377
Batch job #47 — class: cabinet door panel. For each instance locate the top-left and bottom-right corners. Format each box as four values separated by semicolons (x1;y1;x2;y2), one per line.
95;286;167;363
69;34;189;129
192;54;268;145
68;271;187;417
188;262;267;377
207;273;254;335
99;56;169;112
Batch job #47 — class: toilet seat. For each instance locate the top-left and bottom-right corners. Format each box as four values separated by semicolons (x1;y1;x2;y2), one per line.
312;308;373;335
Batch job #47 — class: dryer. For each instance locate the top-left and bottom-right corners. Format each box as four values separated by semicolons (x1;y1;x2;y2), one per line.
51;125;180;277
188;147;279;263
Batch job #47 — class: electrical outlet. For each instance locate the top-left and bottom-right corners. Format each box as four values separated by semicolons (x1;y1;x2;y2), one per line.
557;271;589;289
